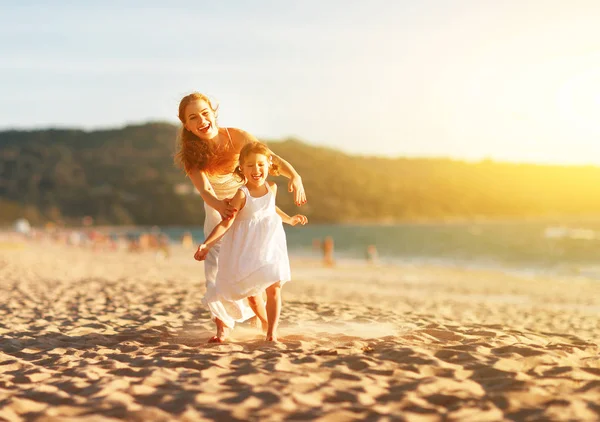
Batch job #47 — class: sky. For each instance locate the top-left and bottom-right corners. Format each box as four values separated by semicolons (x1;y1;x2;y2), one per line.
1;0;599;165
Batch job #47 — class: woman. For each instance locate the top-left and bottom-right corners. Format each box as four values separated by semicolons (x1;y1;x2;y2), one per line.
174;92;306;342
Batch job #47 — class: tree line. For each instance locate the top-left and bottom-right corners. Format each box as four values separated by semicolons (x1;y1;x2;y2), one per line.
1;123;599;226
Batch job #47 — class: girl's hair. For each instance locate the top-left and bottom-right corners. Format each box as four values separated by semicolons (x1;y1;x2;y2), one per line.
174;92;230;174
234;141;280;181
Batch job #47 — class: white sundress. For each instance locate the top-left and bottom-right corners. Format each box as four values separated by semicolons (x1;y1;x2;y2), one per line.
202;172;255;328
213;183;291;302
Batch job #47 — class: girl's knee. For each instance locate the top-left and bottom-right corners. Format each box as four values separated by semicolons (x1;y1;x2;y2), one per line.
266;282;281;297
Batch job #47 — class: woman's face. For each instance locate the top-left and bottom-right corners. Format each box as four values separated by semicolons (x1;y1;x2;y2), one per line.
184;99;218;140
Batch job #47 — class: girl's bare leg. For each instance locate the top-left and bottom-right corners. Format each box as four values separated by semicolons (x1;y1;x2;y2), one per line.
265;282;282;342
247;294;269;332
209;318;229;343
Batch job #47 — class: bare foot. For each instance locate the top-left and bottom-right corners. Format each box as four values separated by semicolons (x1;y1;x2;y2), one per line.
266;335;278;342
249;316;269;333
208;324;229;343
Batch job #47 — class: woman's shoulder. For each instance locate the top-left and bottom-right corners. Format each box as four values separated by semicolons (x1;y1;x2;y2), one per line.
226;127;250;137
225;127;258;149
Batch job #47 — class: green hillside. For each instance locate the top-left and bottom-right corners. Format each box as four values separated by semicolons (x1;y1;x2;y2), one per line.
1;123;599;226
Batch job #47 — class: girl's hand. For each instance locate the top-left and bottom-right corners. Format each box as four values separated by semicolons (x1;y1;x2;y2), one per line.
194;244;210;261
288;175;307;206
289;214;308;226
217;199;237;220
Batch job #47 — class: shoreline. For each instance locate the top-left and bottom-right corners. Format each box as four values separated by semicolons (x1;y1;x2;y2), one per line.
4;213;600;230
4;230;600;285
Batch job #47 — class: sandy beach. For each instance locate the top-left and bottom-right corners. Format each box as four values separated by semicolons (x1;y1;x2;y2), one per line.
1;236;599;421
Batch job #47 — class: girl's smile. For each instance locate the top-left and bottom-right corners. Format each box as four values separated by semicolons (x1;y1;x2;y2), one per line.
242;153;269;188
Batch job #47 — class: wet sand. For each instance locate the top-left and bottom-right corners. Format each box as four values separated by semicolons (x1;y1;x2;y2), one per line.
1;238;599;421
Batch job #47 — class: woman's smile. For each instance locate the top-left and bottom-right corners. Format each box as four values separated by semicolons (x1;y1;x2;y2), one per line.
184;99;218;139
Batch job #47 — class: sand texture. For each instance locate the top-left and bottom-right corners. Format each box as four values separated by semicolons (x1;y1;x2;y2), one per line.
1;238;599;421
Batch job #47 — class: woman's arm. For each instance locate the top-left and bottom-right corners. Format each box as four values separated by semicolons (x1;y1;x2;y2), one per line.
188;169;236;219
271;153;306;206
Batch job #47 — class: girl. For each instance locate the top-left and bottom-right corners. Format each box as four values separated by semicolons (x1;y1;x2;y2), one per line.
174;92;306;343
194;142;308;342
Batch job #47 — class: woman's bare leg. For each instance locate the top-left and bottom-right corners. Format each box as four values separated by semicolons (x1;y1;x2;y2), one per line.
265;282;282;342
247;295;268;332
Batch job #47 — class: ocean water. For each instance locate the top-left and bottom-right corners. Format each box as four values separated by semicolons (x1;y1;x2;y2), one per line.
135;218;600;279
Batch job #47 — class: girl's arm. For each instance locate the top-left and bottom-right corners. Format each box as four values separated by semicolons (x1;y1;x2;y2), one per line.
276;206;292;224
188;169;236;219
276;206;308;226
194;190;246;261
203;213;235;248
271;182;308;226
234;128;307;206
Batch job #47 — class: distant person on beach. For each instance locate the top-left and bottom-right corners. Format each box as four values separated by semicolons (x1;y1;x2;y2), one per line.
181;231;194;249
322;236;335;266
366;244;379;265
175;92;307;343
157;233;171;259
194;142;308;342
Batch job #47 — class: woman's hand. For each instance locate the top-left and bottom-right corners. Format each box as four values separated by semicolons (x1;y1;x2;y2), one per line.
289;215;308;226
216;199;237;220
288;175;307;206
194;244;210;261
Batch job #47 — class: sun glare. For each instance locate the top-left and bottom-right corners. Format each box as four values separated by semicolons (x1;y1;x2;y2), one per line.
557;64;600;136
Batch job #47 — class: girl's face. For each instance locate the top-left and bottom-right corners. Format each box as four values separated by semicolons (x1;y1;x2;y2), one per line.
241;152;269;188
184;99;218;140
